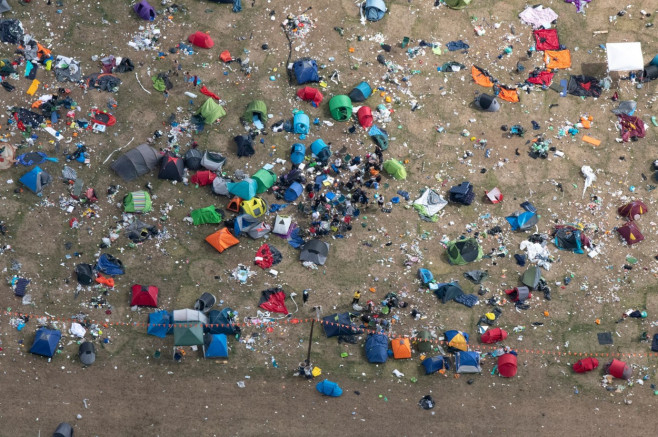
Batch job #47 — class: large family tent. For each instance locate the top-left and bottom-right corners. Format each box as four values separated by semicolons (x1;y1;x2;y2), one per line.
293;112;310;134
444;330;469;352
446;238;483;265
188;31;214;49
242;100;267;124
147;310;173;338
506;211;538;231
241;197;267;218
191;205;223;225
383;159;407;180
449;181;475;205
445;0;471;9
391;338;412;359
259;288;289;314
19;166;52;195
30;328;61;358
323;312;362;337
131;284;159;307
227;178;257;200
158;152;184;181
573;357;599;373
123;190;152;213
606;359;632;380
480;327;508;344
311;139;331;163
422;356;450;374
206;308;240;335
498;353;517;377
349;81;372;102
455;351;481;373
297;86;323;106
290;143;306;165
618;200;648;220
300;239;329;265
203;333;228;358
329;95;353;121
293;58;319;84
252;168;277;194
196;98;226;124
316;379;343;397
174;323;204;347
134;0;156;20
206;228;240;253
363;0;387;21
365;333;388;363
111;144;160;181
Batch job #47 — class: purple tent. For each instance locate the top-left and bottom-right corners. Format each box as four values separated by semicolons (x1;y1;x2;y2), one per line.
565;0;590;13
134;0;156;21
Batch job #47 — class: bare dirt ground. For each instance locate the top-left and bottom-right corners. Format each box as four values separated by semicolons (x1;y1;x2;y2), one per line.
1;0;658;435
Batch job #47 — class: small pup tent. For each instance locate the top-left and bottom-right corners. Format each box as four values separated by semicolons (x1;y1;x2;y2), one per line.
606;42;644;72
273;215;292;235
485;187;503;204
316;379;342;397
383;159;406;180
203;333;228;358
131;284;159;307
188;31;214;49
227;178;257;200
445;0;471;9
365;333;388;363
329;95;353;121
357;106;373;128
606;359;632;380
242;100;267;124
293;112;310;134
416;330;433;353
258;288;289;314
391;338;412;359
53;423;73;437
201;150;226;171
184;148;203;170
206;228;240;253
196;98;226;124
422;356;450;374
522;266;541;289
147;310;173;338
300;239;329;265
455;351;481;373
349;81;372;102
480;327;508;344
123;190;152;213
111;144;160;181
444;330;469;352
363;0;387;21
297;86;323;106
323;312;362;337
474;93;500;112
158;152;184;181
252;168;277;194
506;211;538;231
498;353;517;377
505;286;531;302
618;200;648;220
290;143;306;165
134;0;156;21
30;328;61;358
573;357;599;373
617;221;644;245
293;58;319;84
311;139;331;163
19;166;52;195
446;238;483;265
284;182;304;202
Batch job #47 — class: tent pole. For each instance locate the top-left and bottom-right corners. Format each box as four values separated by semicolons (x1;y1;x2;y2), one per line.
305;319;314;366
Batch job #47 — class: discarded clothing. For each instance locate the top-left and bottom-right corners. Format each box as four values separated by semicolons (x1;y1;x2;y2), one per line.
447;40;469;51
519;5;558;29
454;294;479;308
463;270;488;284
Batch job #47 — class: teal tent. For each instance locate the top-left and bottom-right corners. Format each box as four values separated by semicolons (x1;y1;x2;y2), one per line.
174;324;204;346
227;178;257;200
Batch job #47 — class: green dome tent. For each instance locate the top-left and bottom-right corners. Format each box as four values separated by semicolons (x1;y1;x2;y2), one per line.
196;98;226;124
252;168;277;194
123;191;152;213
242;100;267;124
190;205;223;225
329;95;353;121
383;159;407;180
445;0;472;9
446;238;483;265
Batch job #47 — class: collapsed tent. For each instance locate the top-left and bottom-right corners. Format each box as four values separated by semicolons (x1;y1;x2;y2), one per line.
617;221;644;245
471;65;494;87
534;29;559;51
316;380;342;397
203;333;228;358
254;243;282;269
422;356;450;374
0;143;16;170
234;135;255;158
544;50;571;70
365;333;388;363
206;308;240;335
444;330;469;352
413;189;448;218
191;205;222;225
383;159;406;180
0;19;23;44
446;238;483;265
369;125;389;150
349;81;372;102
618;200;648;220
30;328;61;358
498;353;517;377
19;166;51;195
455;351;481;373
131;284;159;307
606;359;632;380
234;214;270;239
85;73;121;92
567;75;602;98
54;55;82;82
329;95;353;121
293;58;319;84
258;288;289;314
323;312;361;337
123;190;152;213
147;310;173;338
111;144;160;181
506;211;538;231
75;264;94;285
134;0;156;21
196;98;226;124
617;114;646;142
158;152;184;181
434;282;464;303
95;253;124;275
205;228;240;253
391;338;412;359
188;31;214;48
296;86;323;106
481;328;508;344
573;357;599;373
300;239;329;265
553;225;591;254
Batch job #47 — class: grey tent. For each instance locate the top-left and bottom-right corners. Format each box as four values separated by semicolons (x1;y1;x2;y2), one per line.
0;1;12;14
78;341;96;365
53;422;73;437
194;292;216;314
475;94;500;112
110;144;160;181
211;176;231;196
300;239;329;265
521;266;541;289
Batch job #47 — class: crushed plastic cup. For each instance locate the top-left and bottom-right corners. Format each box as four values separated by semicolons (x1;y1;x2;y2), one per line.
237;381;246;388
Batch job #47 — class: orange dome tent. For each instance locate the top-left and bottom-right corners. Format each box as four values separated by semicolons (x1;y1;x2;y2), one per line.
391;338;412;359
206;228;239;253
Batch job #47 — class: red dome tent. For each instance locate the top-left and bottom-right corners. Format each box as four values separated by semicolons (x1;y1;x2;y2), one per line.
357;106;373;128
573;357;599;373
481;327;508;344
258;288;289;314
618;200;648;220
606;359;632;380
130;284;159;307
296;86;323;107
188;31;214;49
498;353;517;377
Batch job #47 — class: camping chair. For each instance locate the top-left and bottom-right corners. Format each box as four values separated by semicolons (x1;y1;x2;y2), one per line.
227;196;242;213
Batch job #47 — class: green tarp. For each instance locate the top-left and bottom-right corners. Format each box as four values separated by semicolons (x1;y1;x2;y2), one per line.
196;98;226;124
152;76;166;91
383;159;407;180
242;100;267;123
191;205;223;225
252;168;277;194
329;95;353;121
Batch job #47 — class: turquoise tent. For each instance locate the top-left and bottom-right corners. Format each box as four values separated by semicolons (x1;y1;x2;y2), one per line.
294;113;310;134
204;333;228;358
227;178;257;200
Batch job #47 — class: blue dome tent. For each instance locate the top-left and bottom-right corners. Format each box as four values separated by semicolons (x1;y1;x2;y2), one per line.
455;351;482;373
422;355;450;374
363;0;387;21
284;182;304;202
19;166;52;195
290;143;306;165
30;328;61;358
311;139;331;163
365;333;389;363
293;58;319;84
147;310;173;338
203;333;228;358
294;112;310;134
